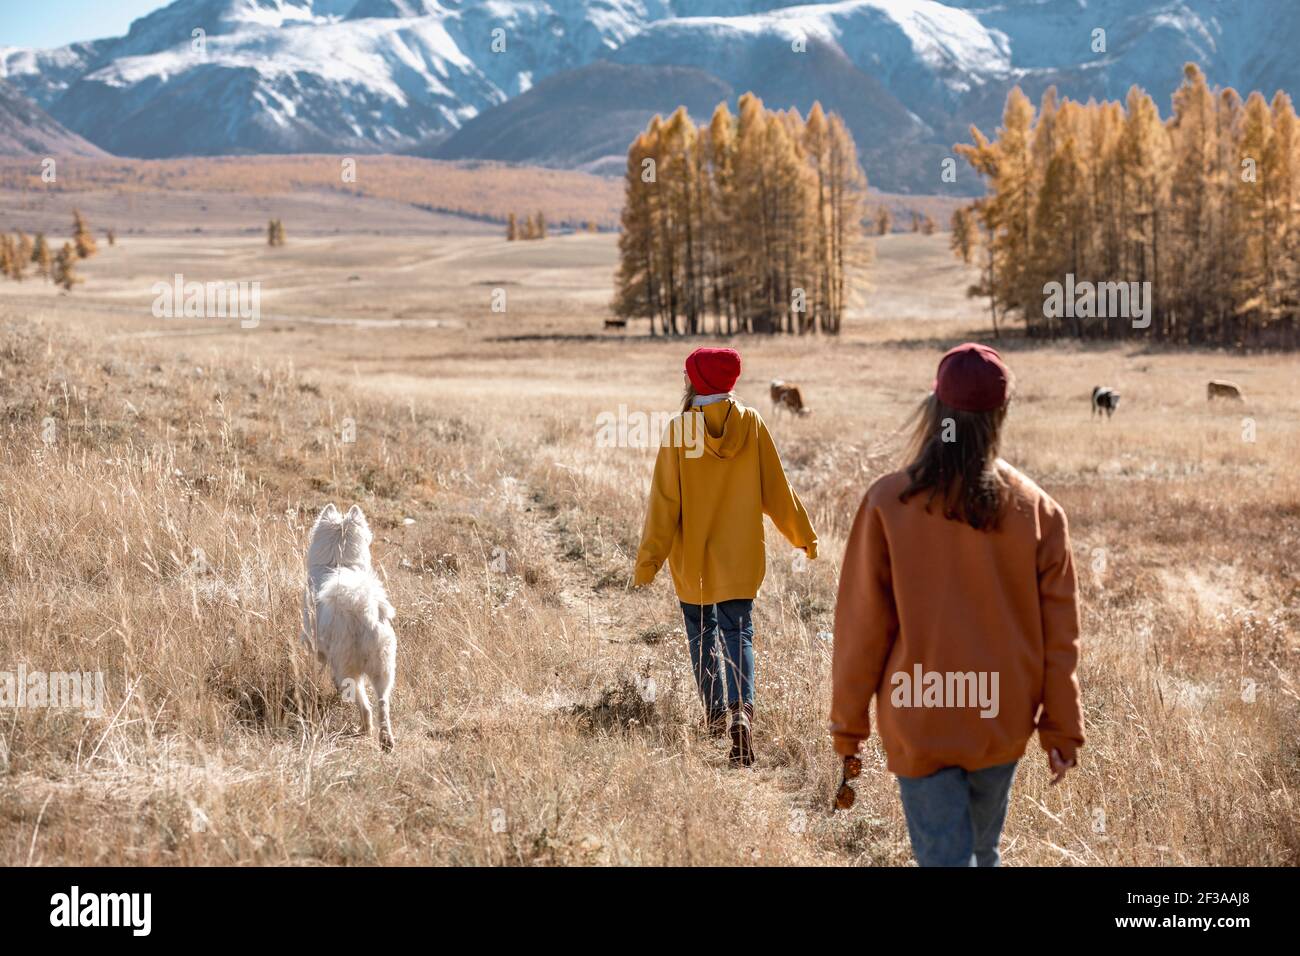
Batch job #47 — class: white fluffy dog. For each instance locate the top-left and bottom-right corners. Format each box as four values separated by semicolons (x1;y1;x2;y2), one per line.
301;504;397;750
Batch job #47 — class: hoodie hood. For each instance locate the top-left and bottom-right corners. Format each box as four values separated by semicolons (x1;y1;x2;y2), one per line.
696;399;754;461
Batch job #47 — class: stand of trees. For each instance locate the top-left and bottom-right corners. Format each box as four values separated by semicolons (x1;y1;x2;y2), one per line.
956;64;1300;346
873;206;893;235
614;94;867;335
506;211;548;240
0;213;94;291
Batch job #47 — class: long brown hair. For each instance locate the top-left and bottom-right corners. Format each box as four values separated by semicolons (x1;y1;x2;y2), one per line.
898;393;1008;530
680;381;697;415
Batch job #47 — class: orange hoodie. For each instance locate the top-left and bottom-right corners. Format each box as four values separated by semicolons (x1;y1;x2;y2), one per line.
830;460;1083;777
634;400;817;604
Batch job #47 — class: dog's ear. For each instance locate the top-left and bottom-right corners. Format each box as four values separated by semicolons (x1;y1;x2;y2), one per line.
320;503;339;519
345;504;367;525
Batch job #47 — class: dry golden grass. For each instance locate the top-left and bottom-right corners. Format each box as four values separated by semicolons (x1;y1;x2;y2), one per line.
0;229;1296;866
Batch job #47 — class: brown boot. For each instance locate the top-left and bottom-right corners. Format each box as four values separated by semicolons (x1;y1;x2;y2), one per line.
728;702;755;767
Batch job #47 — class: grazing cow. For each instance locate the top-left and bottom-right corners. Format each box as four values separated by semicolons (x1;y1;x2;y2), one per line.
1207;380;1244;402
603;318;627;330
770;380;810;416
1091;386;1121;419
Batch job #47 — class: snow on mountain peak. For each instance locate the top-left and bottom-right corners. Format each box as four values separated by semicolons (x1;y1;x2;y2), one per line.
1;0;1298;195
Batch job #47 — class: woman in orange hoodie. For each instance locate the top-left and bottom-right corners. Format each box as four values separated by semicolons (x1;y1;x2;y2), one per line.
830;343;1083;866
635;347;817;766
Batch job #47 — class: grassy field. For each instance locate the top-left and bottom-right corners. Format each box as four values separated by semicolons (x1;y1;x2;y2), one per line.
0;155;626;231
0;154;963;238
0;209;1296;865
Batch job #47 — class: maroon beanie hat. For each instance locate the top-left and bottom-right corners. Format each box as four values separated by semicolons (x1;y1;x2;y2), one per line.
934;343;1011;412
685;347;741;394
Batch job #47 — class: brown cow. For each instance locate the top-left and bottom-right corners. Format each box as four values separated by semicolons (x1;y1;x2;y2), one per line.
770;380;810;416
1207;380;1244;402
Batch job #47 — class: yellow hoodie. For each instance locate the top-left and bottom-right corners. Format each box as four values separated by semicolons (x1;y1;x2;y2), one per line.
634;400;817;604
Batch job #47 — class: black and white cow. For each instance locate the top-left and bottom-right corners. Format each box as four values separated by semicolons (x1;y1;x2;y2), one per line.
1091;386;1121;419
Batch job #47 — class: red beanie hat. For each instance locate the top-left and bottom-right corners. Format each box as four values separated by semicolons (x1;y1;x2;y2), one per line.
934;343;1011;412
685;347;741;394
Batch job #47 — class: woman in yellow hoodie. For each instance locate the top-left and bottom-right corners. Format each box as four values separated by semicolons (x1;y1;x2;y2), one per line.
634;347;817;766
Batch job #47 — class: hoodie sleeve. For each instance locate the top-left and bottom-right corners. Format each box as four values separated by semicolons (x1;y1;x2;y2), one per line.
757;417;818;559
633;440;681;587
829;492;898;756
1035;498;1085;763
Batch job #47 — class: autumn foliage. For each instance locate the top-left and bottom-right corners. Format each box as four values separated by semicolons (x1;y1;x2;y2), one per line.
507;211;548;240
615;95;867;335
0;213;94;290
267;218;287;247
956;64;1300;346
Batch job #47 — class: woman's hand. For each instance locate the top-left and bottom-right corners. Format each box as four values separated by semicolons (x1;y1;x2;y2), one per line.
1048;747;1075;785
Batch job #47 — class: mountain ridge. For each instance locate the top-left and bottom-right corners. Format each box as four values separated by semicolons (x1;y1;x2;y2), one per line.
0;79;110;158
2;1;1298;192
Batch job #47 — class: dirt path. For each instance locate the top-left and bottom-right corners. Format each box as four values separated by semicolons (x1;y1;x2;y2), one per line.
519;469;848;863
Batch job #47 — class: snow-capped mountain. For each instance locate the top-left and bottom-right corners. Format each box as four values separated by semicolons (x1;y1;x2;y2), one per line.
0;79;107;158
2;0;1298;193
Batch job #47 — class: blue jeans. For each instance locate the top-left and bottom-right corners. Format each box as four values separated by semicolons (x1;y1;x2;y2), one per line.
896;760;1018;867
680;599;754;714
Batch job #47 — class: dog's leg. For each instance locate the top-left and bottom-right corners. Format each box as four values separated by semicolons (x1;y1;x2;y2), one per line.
353;677;373;738
376;693;394;753
372;657;396;753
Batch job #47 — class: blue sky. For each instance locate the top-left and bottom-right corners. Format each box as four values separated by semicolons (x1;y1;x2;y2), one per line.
1;1;169;49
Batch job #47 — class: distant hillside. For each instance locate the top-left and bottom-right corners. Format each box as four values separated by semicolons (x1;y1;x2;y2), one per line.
430;62;734;177
0;79;106;158
0;154;622;228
